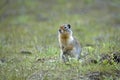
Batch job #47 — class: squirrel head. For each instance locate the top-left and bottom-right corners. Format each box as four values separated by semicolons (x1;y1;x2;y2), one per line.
59;24;71;34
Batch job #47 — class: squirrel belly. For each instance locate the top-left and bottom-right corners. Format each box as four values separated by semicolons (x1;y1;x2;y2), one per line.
59;33;74;49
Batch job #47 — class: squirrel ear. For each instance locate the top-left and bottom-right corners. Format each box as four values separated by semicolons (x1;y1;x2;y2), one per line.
67;24;71;29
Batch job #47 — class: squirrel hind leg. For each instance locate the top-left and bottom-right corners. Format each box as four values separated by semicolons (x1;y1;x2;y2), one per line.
75;54;80;61
61;53;69;63
77;56;80;61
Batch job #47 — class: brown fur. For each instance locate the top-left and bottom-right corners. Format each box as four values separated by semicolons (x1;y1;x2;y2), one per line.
58;24;81;62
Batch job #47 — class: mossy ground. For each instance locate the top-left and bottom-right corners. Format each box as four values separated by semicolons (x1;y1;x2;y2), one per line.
0;0;120;80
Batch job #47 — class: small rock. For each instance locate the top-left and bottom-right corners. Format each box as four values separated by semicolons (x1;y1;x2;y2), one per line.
112;52;120;63
20;50;32;54
36;58;45;63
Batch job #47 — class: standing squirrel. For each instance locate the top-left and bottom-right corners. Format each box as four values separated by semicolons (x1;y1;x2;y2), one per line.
58;24;82;62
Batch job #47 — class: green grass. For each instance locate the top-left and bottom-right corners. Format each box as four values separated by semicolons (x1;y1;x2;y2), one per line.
0;0;120;80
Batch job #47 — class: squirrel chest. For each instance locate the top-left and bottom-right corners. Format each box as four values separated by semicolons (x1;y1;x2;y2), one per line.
59;33;74;50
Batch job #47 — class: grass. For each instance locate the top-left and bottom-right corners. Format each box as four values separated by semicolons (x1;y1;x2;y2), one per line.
0;0;120;80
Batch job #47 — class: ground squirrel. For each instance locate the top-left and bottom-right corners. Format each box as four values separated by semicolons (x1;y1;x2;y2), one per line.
58;24;82;62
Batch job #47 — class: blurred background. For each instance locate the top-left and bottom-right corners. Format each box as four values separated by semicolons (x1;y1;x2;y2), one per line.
0;0;120;80
0;0;120;53
0;0;120;46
